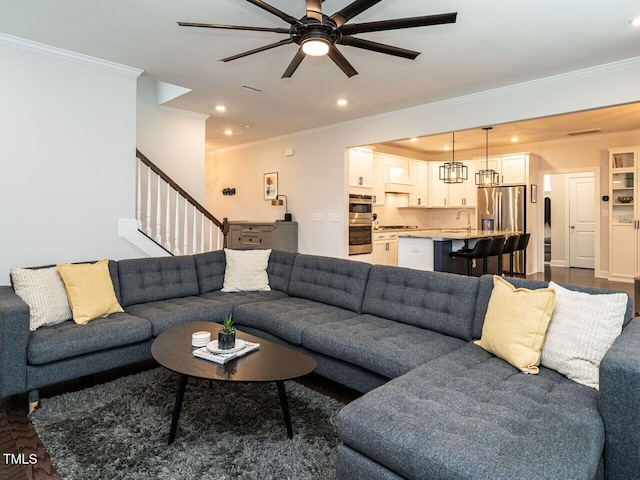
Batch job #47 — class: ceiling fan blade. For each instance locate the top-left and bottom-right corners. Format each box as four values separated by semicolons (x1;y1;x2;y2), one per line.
331;0;383;28
340;12;458;35
282;48;306;78
245;0;300;25
220;38;293;62
178;22;289;34
306;0;323;22
327;45;358;78
338;36;420;60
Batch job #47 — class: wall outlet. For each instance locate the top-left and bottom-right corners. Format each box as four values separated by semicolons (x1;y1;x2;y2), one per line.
328;213;340;222
313;213;324;222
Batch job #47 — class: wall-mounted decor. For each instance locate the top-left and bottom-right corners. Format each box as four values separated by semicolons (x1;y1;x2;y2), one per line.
531;184;538;203
264;172;278;200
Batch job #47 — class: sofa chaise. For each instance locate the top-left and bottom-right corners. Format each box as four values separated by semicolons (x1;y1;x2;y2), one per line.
0;249;638;480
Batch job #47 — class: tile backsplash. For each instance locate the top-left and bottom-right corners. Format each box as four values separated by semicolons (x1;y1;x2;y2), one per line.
373;193;477;228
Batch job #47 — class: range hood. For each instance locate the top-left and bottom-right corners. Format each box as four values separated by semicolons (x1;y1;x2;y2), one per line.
384;182;414;194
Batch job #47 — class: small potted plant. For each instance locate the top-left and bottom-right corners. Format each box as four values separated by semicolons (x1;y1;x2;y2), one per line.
218;314;236;350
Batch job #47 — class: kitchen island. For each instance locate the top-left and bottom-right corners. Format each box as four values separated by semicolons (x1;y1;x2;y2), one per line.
397;229;518;275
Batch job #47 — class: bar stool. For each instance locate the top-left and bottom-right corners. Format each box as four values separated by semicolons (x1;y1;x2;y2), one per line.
484;235;506;274
500;234;520;276
449;238;492;276
514;233;530;277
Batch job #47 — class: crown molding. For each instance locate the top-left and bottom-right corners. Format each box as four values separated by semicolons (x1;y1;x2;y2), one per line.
0;33;143;77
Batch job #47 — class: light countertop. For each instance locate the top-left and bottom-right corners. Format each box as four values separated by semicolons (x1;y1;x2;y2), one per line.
397;229;519;240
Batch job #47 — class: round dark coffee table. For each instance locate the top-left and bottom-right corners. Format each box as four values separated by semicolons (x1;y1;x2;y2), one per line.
151;321;317;445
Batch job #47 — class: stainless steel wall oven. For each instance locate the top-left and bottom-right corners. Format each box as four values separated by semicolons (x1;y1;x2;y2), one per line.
349;194;373;255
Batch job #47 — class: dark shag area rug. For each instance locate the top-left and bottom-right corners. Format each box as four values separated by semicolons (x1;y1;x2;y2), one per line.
30;368;344;479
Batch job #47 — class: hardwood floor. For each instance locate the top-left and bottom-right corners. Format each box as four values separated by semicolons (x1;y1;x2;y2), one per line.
1;267;635;479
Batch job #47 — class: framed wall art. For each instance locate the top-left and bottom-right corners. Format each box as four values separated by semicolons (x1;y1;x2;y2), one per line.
264;172;278;200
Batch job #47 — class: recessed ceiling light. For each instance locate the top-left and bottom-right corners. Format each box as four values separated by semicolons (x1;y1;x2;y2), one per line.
410;137;418;142
337;99;348;106
215;105;226;112
511;136;519;142
631;16;640;26
224;129;233;135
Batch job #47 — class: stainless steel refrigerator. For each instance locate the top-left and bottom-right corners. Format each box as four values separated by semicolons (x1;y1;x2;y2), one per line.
477;185;526;274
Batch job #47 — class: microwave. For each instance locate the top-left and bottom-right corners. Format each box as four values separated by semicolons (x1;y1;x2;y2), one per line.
349;194;373;224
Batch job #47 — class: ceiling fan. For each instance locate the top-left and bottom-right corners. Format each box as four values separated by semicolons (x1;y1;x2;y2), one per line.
178;0;457;78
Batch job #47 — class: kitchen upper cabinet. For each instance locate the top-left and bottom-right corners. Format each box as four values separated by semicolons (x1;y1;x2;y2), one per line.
372;154;385;205
428;163;449;207
500;154;528;185
448;161;476;207
428;161;476;208
477;154;529;185
409;160;428;207
349;147;373;191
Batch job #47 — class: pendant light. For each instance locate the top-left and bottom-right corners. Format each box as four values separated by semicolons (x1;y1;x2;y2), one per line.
475;127;500;187
439;132;468;184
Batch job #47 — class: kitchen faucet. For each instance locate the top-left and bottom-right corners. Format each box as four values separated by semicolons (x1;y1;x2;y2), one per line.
456;209;471;233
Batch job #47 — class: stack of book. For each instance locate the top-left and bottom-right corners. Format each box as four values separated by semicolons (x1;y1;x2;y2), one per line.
193;340;260;364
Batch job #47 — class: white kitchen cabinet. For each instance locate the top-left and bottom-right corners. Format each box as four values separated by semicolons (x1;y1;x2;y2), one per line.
428;163;449;207
409;160;428;207
349;147;373;191
476;154;528;186
448;161;476;207
372;154;385;205
608;146;640;282
373;232;398;266
428;161;476;208
500;154;528;185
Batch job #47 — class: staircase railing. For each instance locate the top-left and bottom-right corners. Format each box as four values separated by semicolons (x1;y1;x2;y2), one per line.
135;149;228;255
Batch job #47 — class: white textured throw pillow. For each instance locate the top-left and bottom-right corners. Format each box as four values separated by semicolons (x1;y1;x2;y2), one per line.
11;267;72;331
222;249;272;292
541;281;627;389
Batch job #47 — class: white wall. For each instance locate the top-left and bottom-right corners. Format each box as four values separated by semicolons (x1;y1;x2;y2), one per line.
136;76;208;204
0;37;142;284
208;56;640;259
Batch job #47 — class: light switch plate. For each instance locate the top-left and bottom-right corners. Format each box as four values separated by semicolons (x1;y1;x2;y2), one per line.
328;213;340;222
313;213;324;222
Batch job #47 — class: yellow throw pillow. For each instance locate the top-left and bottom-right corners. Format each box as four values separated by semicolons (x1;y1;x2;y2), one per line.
57;259;124;324
474;276;556;374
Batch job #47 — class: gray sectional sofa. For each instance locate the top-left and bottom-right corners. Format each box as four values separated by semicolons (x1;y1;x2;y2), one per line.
1;249;639;480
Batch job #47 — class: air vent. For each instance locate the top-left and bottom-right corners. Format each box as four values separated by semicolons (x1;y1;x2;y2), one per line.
564;128;602;137
239;84;265;94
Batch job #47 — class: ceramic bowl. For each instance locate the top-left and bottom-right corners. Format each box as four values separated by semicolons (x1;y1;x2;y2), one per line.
618;196;633;203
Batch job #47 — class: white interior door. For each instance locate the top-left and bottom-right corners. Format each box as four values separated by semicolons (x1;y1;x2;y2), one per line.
569;174;595;268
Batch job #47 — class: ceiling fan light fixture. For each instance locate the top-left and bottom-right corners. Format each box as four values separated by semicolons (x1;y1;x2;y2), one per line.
302;37;330;56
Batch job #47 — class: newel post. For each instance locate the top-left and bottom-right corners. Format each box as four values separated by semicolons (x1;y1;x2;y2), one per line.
222;217;229;249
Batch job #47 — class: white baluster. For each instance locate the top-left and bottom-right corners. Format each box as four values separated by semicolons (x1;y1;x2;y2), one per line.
208;220;213;253
145;167;152;236
200;215;205;253
155;175;162;243
136;159;142;229
174;191;180;255
216;225;221;250
192;207;197;254
165;184;171;251
183;200;188;255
